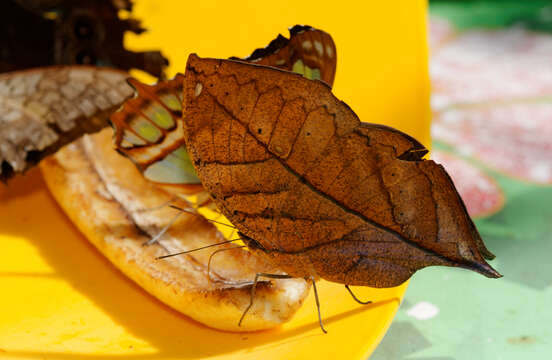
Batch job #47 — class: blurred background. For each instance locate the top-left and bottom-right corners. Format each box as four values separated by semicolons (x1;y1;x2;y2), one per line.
373;1;552;359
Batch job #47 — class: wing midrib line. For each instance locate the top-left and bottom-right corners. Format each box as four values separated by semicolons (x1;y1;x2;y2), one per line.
191;71;460;267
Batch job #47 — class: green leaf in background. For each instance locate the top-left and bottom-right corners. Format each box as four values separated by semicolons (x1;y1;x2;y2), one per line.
430;0;552;32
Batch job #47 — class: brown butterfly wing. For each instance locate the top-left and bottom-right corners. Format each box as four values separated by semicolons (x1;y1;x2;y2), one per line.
182;54;500;287
111;25;337;187
0;66;133;181
234;25;337;87
111;75;184;169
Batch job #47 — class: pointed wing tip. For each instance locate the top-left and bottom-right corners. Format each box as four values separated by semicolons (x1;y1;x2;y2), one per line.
485;268;502;279
473;261;502;279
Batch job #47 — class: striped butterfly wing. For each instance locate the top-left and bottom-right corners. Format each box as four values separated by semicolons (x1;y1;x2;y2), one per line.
110;74;203;192
0;66;133;181
233;25;337;87
112;25;337;191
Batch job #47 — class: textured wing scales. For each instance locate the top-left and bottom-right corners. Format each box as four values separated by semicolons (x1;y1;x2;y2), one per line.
233;25;337;87
182;55;501;287
0;66;133;181
110;74;201;186
111;25;338;188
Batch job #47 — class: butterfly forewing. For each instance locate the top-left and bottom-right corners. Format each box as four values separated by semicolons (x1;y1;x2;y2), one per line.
111;25;337;189
182;55;500;287
0;66;133;181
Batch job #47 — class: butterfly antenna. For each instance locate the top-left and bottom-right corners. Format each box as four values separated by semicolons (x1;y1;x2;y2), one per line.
169;205;237;229
228;227;237;243
143;211;182;246
156;239;243;260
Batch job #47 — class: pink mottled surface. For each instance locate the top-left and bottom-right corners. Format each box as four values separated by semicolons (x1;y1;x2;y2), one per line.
430;29;552;109
429;18;552;185
432;102;552;184
428;16;456;50
431;150;504;218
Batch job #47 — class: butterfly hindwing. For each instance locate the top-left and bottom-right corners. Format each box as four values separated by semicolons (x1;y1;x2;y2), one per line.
110;74;201;185
0;66;133;181
234;25;337;87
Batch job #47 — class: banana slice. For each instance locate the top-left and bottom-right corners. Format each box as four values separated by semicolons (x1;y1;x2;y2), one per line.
40;128;310;331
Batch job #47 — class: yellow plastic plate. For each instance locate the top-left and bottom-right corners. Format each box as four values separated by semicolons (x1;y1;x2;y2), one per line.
0;169;407;359
0;0;429;358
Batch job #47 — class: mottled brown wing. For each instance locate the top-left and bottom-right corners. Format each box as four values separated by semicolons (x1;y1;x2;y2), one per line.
0;66;133;181
183;54;500;288
232;25;337;87
111;25;337;188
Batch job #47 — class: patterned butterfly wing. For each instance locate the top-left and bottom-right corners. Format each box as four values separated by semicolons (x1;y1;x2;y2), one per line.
233;25;337;87
110;74;202;190
0;66;133;181
111;25;337;189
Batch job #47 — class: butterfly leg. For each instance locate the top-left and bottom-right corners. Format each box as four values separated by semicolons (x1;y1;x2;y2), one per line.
310;277;328;333
143;211;182;246
238;273;293;327
207;245;248;284
156;240;241;260
345;285;372;305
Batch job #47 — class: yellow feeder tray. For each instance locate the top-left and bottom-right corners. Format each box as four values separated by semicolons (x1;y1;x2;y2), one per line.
0;0;429;358
0;171;406;359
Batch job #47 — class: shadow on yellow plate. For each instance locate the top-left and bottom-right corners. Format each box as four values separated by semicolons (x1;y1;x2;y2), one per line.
0;169;406;359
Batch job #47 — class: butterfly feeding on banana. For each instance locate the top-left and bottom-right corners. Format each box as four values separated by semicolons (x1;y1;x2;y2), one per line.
1;24;500;333
109;25;499;333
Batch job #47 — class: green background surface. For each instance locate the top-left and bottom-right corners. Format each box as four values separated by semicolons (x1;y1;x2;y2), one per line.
372;160;552;360
372;1;552;359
